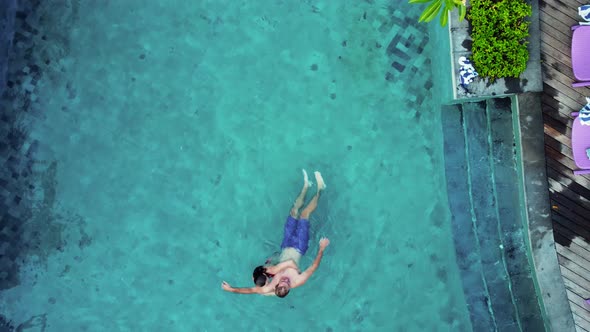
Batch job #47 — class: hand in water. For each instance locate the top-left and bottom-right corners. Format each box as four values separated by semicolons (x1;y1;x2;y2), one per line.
221;281;232;291
319;237;330;249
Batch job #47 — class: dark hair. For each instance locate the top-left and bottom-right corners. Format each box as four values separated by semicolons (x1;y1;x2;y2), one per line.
275;285;290;298
253;266;268;287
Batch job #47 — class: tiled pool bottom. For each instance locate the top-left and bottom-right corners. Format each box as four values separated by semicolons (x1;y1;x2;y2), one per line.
0;1;473;331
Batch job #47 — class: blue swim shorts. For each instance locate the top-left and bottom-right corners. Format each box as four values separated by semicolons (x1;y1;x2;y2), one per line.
280;216;310;255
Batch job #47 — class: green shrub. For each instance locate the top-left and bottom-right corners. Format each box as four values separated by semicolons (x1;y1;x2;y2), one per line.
468;0;532;80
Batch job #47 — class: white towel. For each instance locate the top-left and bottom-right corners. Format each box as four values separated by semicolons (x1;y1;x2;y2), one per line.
458;56;478;86
580;97;590;126
580;5;590;24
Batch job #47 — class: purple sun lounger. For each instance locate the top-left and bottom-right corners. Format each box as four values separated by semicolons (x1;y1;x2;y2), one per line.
572;25;590;87
570;111;590;175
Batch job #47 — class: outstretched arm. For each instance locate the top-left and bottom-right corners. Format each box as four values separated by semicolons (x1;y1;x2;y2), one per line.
221;281;271;295
297;238;330;286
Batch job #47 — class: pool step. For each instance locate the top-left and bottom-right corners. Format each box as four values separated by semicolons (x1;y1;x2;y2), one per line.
441;98;545;332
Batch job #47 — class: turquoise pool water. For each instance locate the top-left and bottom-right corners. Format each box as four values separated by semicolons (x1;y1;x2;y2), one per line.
0;0;471;330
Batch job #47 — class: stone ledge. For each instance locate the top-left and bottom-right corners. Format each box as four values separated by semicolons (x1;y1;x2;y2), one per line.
449;0;542;100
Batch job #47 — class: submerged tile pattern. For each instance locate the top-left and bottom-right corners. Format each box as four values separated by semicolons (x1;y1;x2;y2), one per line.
338;4;433;110
383;5;433;110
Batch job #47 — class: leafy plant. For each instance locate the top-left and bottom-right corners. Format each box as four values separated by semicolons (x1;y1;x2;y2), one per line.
469;0;532;80
409;0;467;27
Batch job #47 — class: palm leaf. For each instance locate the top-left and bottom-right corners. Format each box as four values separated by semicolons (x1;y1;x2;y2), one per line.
458;5;466;21
419;1;443;22
440;7;449;26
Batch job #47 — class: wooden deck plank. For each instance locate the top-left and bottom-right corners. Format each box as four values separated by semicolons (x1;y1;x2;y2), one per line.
545;149;590;190
564;279;590;316
545;148;590;184
572;314;590;332
561;263;590;294
542;0;590;12
541;65;586;104
553;206;590;242
562;0;590;9
545;133;574;160
556;233;590;264
545;122;572;146
549;187;590;226
542;104;574;130
565;289;590;327
540;0;583;23
539;29;574;59
556;245;590;276
543;84;584;117
546;145;590;195
540;4;590;330
550;175;590;207
552;197;590;231
542;65;576;95
568;302;590;330
540;38;571;70
541;90;582;127
558;254;590;285
542;68;585;101
540;11;573;42
544;114;573;143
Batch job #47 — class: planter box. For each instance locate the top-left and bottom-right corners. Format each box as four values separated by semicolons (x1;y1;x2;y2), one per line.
448;0;542;100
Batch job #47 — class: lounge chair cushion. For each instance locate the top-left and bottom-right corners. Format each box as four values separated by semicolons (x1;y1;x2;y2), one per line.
572;115;590;170
572;26;590;81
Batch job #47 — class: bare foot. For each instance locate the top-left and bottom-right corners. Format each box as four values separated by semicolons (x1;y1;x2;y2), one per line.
314;171;326;191
302;169;311;188
292;169;311;214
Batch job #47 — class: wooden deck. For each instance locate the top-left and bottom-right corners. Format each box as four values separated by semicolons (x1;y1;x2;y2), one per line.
539;0;590;330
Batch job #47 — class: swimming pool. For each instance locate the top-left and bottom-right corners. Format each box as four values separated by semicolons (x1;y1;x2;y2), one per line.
0;1;472;330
